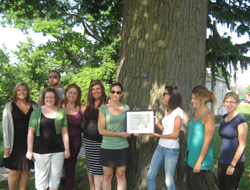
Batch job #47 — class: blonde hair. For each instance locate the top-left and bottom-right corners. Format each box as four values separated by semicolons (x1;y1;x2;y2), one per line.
223;92;240;103
12;82;32;104
192;85;216;104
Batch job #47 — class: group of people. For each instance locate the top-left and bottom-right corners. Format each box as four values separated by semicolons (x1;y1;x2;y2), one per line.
1;70;248;190
146;85;248;190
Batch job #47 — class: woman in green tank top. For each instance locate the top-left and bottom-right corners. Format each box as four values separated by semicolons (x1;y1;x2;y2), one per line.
185;85;216;190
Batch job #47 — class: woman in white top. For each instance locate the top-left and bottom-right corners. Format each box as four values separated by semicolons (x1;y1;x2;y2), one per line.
146;85;183;190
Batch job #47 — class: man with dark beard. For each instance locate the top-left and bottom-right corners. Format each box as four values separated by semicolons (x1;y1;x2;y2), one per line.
37;70;65;106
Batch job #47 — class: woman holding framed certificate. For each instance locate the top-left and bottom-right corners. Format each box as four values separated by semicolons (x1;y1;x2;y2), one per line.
98;82;131;190
146;85;183;190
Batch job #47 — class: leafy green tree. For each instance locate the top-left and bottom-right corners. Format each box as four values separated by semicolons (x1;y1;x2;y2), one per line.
207;1;250;86
0;0;123;69
0;46;15;112
68;37;120;103
206;21;250;89
246;85;250;94
11;37;64;101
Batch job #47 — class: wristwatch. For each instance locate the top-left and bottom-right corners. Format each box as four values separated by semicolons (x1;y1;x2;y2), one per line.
230;164;235;168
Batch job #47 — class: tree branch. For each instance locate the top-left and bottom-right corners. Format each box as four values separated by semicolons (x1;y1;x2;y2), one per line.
52;35;81;68
81;20;104;43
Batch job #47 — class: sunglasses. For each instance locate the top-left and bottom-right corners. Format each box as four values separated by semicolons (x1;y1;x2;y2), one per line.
163;92;170;96
90;79;101;84
110;90;122;95
49;75;58;79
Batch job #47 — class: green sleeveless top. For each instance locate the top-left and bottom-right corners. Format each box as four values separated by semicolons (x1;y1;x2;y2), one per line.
184;112;213;170
99;104;130;149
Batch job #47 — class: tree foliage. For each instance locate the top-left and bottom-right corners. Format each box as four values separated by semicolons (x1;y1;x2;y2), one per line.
0;0;123;69
0;46;14;112
206;21;250;88
207;1;250;88
246;85;250;94
209;0;250;36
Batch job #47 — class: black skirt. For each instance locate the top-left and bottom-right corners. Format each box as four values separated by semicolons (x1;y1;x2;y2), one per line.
99;148;129;167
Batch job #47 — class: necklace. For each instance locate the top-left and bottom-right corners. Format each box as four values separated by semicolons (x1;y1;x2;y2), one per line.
225;112;238;122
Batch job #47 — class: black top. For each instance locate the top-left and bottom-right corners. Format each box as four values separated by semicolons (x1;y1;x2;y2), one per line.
2;102;34;170
33;113;64;154
12;102;33;143
84;108;102;142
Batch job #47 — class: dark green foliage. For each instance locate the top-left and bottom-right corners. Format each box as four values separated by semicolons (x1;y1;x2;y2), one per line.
0;0;123;69
208;0;250;36
207;0;250;87
206;22;250;88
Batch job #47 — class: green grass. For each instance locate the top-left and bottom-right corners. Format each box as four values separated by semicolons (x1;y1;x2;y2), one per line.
215;115;221;124
237;104;250;121
213;103;250;190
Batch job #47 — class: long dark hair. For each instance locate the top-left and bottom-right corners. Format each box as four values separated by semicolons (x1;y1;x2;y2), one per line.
110;82;123;92
61;83;82;108
165;85;182;111
84;79;108;117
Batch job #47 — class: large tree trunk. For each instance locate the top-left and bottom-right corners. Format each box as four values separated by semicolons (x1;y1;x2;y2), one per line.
116;0;218;189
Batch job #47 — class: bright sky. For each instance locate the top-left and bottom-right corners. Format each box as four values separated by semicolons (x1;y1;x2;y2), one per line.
0;25;55;51
1;24;250;87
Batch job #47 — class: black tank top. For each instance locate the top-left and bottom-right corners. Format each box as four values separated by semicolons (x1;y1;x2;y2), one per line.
33;113;64;154
84;108;102;142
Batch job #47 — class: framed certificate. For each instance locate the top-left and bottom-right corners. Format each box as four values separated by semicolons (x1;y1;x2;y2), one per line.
125;110;155;134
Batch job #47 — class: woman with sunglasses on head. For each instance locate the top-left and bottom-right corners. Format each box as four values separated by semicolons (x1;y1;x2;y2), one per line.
146;85;183;190
98;82;131;190
83;79;109;190
217;92;248;190
185;85;216;190
26;88;70;190
61;84;85;190
1;82;38;190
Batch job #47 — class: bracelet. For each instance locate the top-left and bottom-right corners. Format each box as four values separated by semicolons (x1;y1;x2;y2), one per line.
230;164;235;168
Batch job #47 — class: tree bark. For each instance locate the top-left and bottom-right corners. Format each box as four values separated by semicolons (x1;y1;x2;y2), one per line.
117;0;218;189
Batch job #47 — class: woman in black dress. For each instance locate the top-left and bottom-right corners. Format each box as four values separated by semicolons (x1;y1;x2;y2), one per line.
2;82;38;190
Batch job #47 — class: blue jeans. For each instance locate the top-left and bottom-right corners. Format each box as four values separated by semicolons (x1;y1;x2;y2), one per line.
147;145;180;190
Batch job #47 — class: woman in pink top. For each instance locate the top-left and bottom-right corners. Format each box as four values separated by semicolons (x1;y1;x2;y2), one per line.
61;84;85;190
